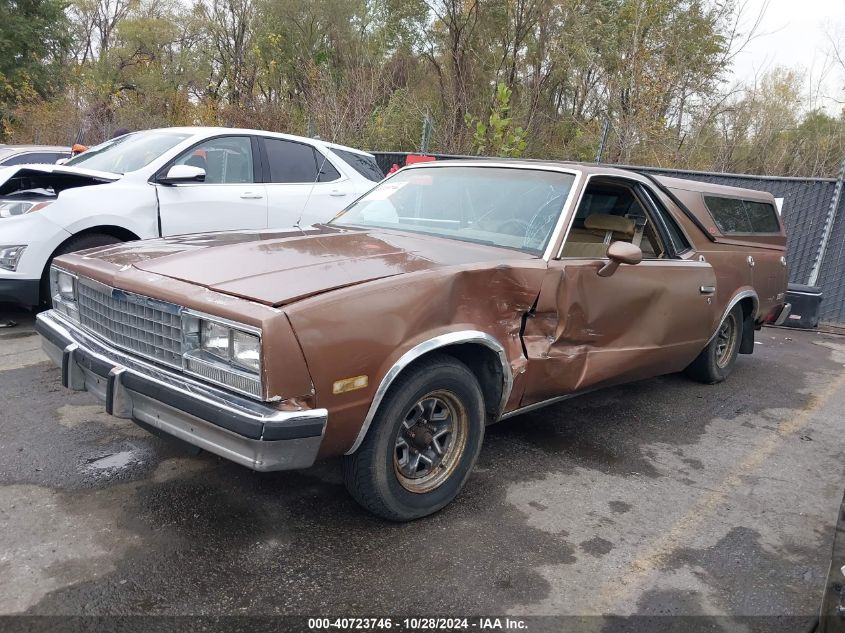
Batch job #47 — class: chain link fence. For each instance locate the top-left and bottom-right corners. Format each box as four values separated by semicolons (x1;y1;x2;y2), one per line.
371;153;845;325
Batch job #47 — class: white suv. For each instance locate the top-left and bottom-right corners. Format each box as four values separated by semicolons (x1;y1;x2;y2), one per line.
0;127;383;306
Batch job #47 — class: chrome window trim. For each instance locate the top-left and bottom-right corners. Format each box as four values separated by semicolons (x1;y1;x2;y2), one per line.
553;172;698;261
638;185;695;254
345;330;513;455
555;171;596;259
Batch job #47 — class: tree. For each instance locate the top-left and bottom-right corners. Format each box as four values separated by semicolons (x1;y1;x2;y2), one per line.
0;0;70;138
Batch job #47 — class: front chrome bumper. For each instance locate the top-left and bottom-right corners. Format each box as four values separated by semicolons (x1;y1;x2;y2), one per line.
36;310;327;472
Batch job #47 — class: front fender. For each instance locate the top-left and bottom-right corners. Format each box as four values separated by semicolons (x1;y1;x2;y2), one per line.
345;328;512;455
41;182;159;240
285;263;548;456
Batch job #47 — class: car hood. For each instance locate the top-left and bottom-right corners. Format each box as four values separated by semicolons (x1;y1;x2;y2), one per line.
0;164;120;200
0;163;119;186
82;225;535;306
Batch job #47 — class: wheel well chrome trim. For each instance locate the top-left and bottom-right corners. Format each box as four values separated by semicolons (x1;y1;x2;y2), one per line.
707;290;758;344
345;330;513;455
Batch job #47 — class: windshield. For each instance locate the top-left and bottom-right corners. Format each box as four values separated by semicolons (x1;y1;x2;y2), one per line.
331;166;576;255
64;131;191;174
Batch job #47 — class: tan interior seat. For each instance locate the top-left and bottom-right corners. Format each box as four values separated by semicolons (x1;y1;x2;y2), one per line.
584;214;635;241
562;214;636;258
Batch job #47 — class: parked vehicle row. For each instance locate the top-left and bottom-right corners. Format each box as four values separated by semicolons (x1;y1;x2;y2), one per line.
0;144;71;167
0;127;382;306
35;159;790;520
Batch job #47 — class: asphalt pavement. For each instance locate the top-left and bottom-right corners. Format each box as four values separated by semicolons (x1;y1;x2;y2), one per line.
2;303;845;627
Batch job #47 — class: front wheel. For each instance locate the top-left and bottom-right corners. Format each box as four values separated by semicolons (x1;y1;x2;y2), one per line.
39;233;123;307
342;354;485;521
684;304;743;384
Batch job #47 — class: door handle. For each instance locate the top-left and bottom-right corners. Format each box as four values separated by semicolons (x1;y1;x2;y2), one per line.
329;189;347;197
747;256;755;267
240;191;263;199
699;286;716;295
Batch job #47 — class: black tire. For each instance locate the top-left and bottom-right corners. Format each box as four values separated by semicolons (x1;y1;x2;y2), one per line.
39;233;123;307
342;354;485;521
684;304;744;384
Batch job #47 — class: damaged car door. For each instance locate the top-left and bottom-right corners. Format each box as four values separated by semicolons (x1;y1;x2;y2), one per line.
522;176;719;405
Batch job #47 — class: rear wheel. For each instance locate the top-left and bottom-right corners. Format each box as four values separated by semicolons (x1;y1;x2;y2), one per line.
342;354;485;521
39;233;123;307
684;304;743;384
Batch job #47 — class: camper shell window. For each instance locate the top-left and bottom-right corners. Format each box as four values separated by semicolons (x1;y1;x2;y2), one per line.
703;195;780;234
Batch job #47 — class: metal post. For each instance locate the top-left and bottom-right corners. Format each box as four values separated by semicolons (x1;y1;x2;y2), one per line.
420;113;433;154
595;118;610;163
807;153;845;287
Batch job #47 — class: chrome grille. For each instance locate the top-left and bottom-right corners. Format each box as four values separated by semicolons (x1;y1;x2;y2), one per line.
77;279;183;367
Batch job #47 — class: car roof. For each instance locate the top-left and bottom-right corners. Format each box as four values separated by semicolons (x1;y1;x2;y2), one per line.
402;159;776;202
136;127;374;157
0;144;70;153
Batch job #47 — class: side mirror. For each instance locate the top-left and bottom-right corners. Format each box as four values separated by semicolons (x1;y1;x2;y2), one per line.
598;241;642;277
159;164;205;185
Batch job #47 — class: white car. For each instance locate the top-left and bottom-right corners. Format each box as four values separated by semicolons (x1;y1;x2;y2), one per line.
0;144;71;166
0;127;383;307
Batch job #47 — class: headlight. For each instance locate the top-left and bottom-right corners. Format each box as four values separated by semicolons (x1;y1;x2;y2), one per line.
182;312;263;398
0;200;52;218
56;270;76;300
201;320;231;358
0;245;26;271
49;266;79;321
232;330;261;372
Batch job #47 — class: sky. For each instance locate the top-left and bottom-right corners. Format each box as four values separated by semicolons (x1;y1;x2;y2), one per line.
730;0;845;111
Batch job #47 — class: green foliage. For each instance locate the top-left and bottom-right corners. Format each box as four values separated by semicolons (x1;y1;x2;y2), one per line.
5;0;845;177
0;0;70;138
465;83;528;157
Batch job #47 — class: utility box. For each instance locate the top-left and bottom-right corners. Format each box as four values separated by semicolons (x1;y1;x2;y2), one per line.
783;283;823;329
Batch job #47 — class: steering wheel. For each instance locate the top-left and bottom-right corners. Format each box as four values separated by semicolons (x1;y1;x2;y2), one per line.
523;193;565;250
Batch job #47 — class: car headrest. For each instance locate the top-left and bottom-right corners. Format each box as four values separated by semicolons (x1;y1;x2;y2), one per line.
584;214;635;238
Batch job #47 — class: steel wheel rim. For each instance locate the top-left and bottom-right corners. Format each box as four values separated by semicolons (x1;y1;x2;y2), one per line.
715;313;738;368
393;390;468;494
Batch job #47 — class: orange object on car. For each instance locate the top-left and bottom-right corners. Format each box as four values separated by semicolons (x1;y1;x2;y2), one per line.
404;154;435;165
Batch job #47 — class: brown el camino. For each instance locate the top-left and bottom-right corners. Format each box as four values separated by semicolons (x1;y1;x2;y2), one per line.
36;161;790;520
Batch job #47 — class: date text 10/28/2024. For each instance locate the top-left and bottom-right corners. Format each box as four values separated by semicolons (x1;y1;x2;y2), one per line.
307;618;528;630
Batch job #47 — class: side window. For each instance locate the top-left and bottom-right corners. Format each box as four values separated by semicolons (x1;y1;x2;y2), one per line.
173;136;254;184
331;148;384;181
703;195;779;234
744;200;780;232
561;180;666;259
640;187;691;253
2;152;63;165
264;138;339;183
314;150;341;182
